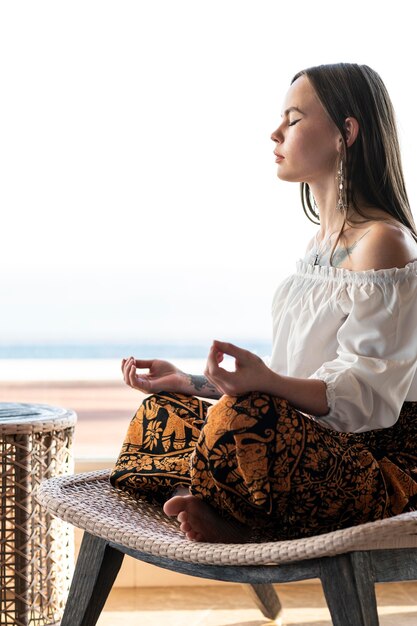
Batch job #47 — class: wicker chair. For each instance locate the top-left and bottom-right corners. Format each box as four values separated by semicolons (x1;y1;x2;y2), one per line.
36;469;417;626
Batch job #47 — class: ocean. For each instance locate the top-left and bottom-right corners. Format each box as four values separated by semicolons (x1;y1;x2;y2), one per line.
0;341;271;381
0;342;269;360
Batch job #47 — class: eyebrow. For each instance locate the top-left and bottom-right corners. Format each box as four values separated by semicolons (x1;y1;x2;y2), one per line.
281;106;306;117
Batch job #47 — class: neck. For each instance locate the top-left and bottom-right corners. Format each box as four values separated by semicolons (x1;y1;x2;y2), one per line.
310;180;379;236
309;180;346;236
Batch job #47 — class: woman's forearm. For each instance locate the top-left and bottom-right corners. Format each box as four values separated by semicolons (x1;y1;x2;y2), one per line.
262;370;330;416
178;372;222;399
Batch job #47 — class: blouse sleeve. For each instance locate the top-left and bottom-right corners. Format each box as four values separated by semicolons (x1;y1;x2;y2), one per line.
309;270;417;433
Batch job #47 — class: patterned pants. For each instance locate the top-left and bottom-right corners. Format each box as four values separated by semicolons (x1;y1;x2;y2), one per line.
110;392;417;540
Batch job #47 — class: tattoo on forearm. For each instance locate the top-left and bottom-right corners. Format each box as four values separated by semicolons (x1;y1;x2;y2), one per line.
189;375;217;393
178;373;220;398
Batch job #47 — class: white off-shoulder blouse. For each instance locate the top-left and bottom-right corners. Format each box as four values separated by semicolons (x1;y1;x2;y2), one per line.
269;259;417;433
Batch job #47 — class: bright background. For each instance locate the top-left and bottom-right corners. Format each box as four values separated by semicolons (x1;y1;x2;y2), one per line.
1;0;416;348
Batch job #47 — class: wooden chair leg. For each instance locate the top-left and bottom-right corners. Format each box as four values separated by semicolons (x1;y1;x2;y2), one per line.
61;531;124;626
320;552;379;626
245;583;282;619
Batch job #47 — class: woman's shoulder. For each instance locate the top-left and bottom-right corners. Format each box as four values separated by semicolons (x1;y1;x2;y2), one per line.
345;218;417;272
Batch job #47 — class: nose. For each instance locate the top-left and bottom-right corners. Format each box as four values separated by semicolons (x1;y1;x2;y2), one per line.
271;123;284;143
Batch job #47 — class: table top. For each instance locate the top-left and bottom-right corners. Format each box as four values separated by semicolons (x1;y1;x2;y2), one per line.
0;402;77;435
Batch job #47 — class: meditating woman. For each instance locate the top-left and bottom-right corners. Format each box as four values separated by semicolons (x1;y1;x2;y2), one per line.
110;63;417;543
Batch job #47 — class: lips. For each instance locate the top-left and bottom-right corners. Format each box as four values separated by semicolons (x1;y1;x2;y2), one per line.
275;153;285;163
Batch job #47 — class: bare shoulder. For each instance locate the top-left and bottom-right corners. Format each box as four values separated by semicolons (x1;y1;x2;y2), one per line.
348;220;417;271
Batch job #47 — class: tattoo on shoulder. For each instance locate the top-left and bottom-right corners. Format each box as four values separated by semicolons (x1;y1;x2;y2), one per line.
312;228;373;268
331;228;372;267
331;246;352;267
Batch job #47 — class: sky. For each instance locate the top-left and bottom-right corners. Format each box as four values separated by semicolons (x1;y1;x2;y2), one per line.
1;0;416;345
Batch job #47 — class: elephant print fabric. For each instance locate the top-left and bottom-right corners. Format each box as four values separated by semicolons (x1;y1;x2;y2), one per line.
110;391;417;540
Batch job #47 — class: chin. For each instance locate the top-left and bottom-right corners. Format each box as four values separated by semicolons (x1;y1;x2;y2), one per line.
276;170;303;183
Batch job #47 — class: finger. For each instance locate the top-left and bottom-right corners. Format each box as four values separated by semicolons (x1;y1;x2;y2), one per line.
130;363;151;392
212;340;243;359
121;357;134;375
128;363;140;389
207;344;230;370
134;359;154;369
122;357;134;381
205;349;233;385
208;343;224;364
205;344;221;375
124;360;134;386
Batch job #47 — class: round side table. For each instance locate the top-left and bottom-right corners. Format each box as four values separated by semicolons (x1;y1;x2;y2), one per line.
0;403;77;626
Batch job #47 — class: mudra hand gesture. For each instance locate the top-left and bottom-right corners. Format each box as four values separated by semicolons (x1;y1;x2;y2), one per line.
121;358;184;394
204;340;271;396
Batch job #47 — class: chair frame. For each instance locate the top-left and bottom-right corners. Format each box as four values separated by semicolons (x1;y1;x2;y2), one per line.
61;531;417;626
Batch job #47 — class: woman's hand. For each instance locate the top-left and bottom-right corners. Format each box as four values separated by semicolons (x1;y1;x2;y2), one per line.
121;357;184;394
204;340;272;396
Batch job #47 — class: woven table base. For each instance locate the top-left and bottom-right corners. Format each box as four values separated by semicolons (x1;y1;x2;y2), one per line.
0;403;76;626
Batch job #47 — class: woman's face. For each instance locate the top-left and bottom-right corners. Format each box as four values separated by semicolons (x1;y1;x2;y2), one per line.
271;75;342;184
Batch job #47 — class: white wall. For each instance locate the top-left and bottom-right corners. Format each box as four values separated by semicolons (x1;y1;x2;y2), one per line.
1;0;416;344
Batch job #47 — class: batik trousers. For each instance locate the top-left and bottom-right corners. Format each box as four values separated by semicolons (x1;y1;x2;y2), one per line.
110;391;417;540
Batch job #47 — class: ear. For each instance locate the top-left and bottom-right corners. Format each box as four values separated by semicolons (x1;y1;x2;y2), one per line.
343;116;360;148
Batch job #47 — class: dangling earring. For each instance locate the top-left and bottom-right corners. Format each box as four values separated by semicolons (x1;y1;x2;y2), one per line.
336;156;348;212
313;196;319;218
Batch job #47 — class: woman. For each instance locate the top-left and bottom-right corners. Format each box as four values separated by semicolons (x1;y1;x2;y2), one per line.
110;63;417;543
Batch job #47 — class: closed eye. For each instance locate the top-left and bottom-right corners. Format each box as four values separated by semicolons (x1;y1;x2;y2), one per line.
289;119;301;127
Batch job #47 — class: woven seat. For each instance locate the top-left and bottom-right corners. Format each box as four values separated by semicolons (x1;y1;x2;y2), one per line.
37;469;417;626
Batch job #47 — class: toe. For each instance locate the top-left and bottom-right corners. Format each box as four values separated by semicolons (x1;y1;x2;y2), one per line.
180;520;192;533
186;530;198;541
163;495;184;516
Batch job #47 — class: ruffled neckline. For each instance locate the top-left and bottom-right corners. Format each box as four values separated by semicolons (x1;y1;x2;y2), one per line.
296;258;417;285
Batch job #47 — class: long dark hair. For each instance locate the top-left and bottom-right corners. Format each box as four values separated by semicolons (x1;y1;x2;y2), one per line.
292;63;417;255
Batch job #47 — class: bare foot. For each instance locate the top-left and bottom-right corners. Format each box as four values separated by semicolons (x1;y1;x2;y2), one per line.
163;494;250;543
